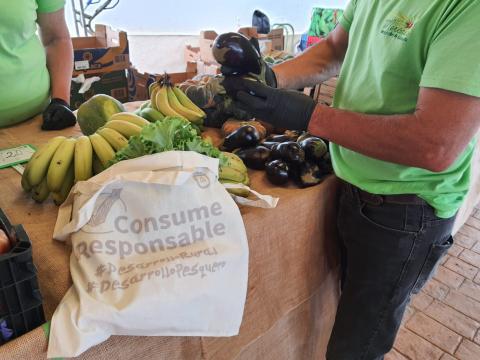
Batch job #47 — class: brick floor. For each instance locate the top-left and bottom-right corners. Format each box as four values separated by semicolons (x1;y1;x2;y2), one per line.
388;209;480;359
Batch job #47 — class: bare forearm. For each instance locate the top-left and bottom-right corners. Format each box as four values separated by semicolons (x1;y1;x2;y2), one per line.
274;39;342;90
308;105;465;172
45;38;73;103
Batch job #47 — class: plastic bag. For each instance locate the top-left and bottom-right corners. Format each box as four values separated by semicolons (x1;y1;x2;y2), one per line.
252;10;270;34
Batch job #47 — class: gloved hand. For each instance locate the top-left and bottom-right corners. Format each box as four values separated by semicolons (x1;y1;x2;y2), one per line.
220;37;277;88
222;77;316;131
41;98;76;131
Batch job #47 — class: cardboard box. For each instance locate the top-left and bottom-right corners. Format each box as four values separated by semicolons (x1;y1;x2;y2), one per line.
184;45;201;63
264;28;284;51
70;70;128;110
195;60;221;76
258;39;273;55
72;24;130;76
238;27;258;39
199;30;219;64
238;26;284;51
127;67;197;102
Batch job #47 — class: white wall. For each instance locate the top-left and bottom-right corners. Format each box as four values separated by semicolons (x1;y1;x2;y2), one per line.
67;1;349;73
66;0;349;36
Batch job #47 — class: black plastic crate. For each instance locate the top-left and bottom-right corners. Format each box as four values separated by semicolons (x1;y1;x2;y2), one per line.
0;209;45;345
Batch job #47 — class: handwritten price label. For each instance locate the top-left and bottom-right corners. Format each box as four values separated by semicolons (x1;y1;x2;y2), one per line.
0;144;36;169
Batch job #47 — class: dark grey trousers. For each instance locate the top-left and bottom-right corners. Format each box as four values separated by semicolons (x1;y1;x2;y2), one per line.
326;182;455;360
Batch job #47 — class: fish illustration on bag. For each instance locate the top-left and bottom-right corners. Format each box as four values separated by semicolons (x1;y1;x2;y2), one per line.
86;188;126;228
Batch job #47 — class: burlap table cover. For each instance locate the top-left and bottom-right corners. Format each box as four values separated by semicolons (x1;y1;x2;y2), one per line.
0;104;340;359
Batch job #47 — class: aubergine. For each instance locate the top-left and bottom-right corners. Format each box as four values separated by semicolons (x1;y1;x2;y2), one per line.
271;141;305;164
299;137;328;163
261;141;281;150
236;146;272;170
222;125;261;151
291;162;324;188
297;132;314;143
265;131;299;143
212;32;262;75
265;160;290;186
265;134;291;143
318;152;334;175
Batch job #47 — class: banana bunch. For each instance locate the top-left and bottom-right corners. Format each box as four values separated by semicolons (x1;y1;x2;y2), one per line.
219;152;250;197
21;112;152;205
22;136;82;205
148;78;206;126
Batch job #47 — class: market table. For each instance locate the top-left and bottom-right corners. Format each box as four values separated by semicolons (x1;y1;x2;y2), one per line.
0;105;341;360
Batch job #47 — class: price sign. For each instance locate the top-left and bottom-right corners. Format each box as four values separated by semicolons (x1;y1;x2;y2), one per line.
0;145;36;169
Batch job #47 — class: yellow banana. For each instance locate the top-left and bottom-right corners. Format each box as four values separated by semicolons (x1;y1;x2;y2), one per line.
21;162;32;193
172;86;206;118
46;138;76;192
149;82;161;112
97;127;129;151
166;86;203;123
89;133;116;168
155;85;183;118
32;177;50;203
104;120;142;138
74;135;93;183
149;81;159;98
27;136;66;186
110;112;150;127
52;164;74;206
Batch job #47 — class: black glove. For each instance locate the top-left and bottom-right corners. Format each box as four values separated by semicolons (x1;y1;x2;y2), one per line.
41;98;76;131
222;77;316;131
220;37;277;88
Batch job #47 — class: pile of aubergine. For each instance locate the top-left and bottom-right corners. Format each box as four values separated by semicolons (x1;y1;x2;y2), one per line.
222;125;333;188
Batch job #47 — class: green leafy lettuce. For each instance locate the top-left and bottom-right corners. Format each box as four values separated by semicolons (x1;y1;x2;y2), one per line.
109;117;224;166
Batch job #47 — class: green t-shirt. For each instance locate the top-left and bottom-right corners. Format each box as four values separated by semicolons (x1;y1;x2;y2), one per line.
331;0;480;218
0;0;65;128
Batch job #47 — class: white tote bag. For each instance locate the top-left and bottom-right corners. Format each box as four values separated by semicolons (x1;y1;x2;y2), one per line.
47;151;275;358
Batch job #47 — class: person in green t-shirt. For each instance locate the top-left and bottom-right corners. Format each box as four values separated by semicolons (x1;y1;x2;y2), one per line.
0;0;76;130
223;1;480;358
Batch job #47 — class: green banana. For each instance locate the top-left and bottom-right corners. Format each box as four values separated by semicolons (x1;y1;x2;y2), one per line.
140;100;151;110
140;107;165;123
220;179;250;197
92;154;105;175
21;162;32;193
221;151;248;173
219;166;247;183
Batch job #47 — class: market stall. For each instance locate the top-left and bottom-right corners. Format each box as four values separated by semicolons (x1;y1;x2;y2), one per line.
0;106;341;359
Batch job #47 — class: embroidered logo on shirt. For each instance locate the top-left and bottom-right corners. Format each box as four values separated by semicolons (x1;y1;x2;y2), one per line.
381;14;415;42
